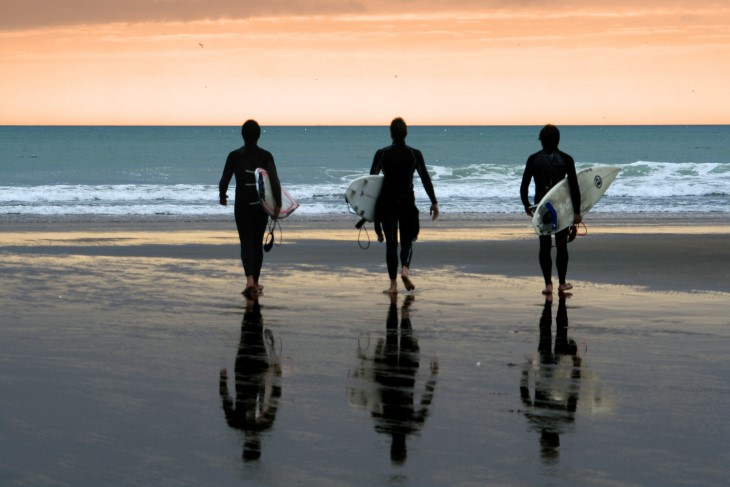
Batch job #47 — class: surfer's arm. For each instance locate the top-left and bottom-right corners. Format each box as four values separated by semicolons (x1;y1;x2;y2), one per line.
219;154;235;205
415;153;439;220
370;150;383;175
565;154;582;220
520;159;534;215
414;151;437;203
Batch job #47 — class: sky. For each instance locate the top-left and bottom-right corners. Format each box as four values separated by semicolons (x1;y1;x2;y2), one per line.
1;0;729;125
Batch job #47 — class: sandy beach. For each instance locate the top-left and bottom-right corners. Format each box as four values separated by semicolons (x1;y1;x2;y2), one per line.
1;213;728;486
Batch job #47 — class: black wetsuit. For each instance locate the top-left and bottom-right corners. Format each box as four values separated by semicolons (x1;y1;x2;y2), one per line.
370;142;437;280
219;144;282;283
520;149;581;286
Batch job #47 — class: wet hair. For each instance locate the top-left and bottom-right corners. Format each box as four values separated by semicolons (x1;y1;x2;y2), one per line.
242;119;261;143
539;124;560;151
390;117;408;143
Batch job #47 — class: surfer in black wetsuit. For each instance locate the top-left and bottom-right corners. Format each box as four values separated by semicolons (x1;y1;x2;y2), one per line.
520;124;581;295
370;117;439;295
219;120;282;298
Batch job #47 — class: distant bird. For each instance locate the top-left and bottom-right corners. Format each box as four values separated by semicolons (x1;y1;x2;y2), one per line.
198;42;204;48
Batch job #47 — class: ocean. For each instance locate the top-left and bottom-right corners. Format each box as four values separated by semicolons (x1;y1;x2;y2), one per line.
0;125;728;218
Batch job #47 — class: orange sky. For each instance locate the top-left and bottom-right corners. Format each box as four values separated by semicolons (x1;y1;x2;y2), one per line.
1;0;729;125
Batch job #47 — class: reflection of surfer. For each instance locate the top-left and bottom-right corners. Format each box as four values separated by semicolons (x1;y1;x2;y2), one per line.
370;117;439;295
520;295;581;465
371;295;438;464
520;124;582;295
219;297;281;461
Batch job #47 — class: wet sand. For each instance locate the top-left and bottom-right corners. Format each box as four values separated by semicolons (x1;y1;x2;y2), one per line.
1;215;728;486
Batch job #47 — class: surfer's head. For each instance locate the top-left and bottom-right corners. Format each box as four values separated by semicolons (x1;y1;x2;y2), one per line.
242;119;261;143
390;117;408;143
539;124;560;151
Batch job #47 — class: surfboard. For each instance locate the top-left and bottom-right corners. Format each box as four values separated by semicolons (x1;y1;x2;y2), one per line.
532;165;620;236
255;168;299;219
345;175;384;222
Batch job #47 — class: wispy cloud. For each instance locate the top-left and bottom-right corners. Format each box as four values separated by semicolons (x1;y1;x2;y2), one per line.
0;0;366;30
2;0;725;31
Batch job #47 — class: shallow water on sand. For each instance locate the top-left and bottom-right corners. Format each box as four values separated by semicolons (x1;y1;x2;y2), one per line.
1;255;728;486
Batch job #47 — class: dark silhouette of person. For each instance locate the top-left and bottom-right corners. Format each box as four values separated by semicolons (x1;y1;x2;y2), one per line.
370;117;439;295
219;119;282;299
520;124;582;295
219;298;281;461
520;295;581;465
370;295;438;464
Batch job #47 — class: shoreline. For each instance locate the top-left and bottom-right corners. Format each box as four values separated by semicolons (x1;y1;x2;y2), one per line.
1;213;728;294
1;211;728;232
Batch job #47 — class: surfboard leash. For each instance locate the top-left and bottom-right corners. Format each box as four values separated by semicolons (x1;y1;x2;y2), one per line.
264;218;283;253
357;221;372;250
554;221;588;247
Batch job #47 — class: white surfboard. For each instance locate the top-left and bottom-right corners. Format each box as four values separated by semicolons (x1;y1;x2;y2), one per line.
532;165;620;236
255;168;299;219
345;175;384;222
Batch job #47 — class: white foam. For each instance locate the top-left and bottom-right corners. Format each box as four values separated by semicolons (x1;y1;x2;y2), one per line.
0;161;727;216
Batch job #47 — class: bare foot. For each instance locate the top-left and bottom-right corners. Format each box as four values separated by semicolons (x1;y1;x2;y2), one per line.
541;284;554;295
558;282;573;293
383;279;398;295
242;286;258;299
401;275;415;291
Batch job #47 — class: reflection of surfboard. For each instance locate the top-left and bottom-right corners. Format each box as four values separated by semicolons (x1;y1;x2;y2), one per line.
345;175;384;222
533;165;620;236
255;168;299;219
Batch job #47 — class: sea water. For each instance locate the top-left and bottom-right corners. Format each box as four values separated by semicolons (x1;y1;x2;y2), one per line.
0;125;728;217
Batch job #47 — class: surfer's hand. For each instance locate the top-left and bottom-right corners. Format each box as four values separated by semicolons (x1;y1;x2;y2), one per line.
430;203;439;221
573;213;582;224
219;196;228;206
525;207;534;217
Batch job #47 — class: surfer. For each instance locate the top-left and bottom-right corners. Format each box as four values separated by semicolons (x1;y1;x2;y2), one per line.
370;117;439;295
219;120;282;298
520;124;582;295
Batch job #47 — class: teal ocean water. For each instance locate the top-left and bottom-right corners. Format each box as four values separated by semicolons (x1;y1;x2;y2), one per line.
1;125;728;217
